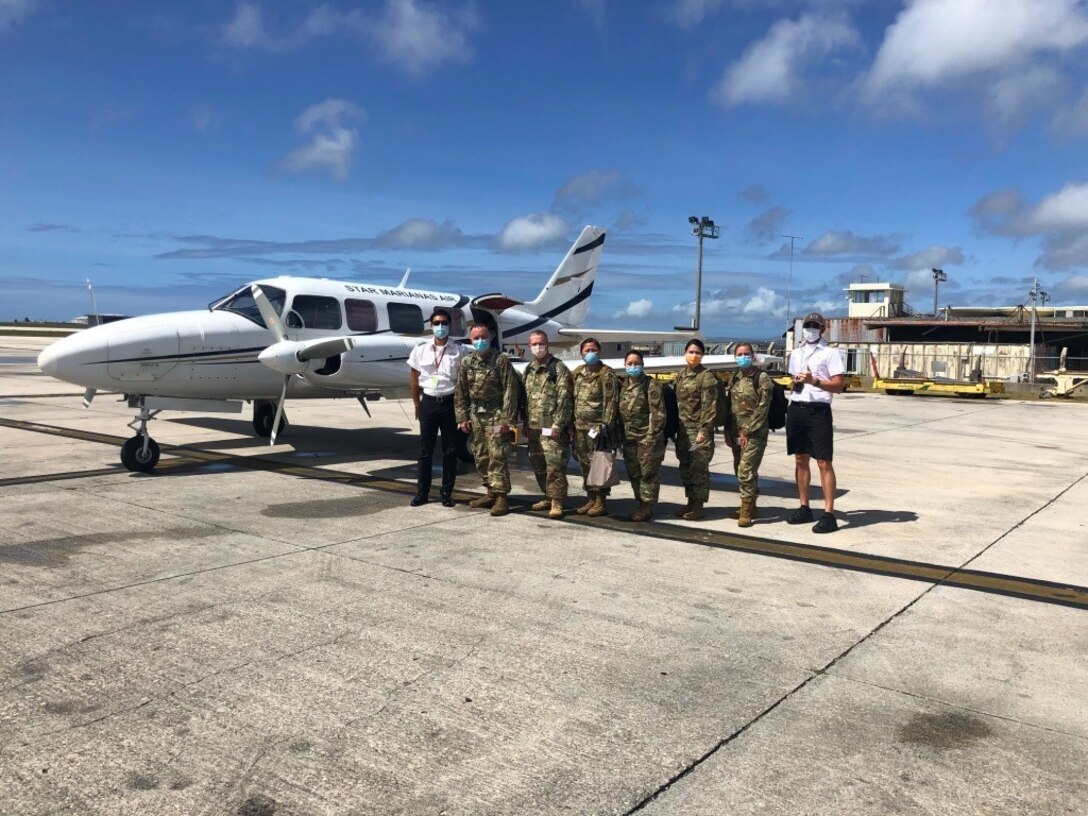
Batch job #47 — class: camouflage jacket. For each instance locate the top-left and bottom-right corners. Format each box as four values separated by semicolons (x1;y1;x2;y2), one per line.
571;363;619;433
728;369;773;436
454;347;519;425
523;356;573;432
619;374;666;441
674;365;718;435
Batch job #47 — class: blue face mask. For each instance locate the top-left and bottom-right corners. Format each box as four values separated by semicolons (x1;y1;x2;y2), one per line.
472;338;489;352
736;355;753;369
432;324;449;339
583;351;599;365
626;365;643;377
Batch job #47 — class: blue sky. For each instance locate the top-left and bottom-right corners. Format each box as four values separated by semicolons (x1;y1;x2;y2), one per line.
3;0;1088;336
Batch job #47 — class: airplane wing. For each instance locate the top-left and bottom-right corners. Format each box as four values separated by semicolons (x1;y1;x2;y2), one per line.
555;328;696;343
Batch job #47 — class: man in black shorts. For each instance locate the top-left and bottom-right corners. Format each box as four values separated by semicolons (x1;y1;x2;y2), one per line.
786;312;845;533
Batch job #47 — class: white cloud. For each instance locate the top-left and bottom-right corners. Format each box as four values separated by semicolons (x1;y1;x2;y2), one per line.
222;2;274;49
614;298;654;319
578;0;607;31
743;286;786;317
553;170;639;212
865;0;1088;101
275;99;365;182
1052;85;1088;135
970;182;1088;270
495;214;569;252
1052;273;1088;298
893;246;965;271
987;65;1065;124
372;218;466;250
613;209;646;231
369;0;478;77
0;0;34;32
220;1;477;76
711;12;860;108
668;0;728;29
1029;182;1088;231
746;205;789;244
804;230;900;257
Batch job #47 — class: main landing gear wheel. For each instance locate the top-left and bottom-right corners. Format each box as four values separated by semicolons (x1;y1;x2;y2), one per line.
121;435;160;473
252;401;287;438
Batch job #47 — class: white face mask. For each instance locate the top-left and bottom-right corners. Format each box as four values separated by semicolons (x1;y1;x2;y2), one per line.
529;344;548;359
802;328;821;344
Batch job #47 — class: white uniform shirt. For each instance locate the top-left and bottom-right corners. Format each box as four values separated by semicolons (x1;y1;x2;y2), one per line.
787;339;844;404
407;338;464;397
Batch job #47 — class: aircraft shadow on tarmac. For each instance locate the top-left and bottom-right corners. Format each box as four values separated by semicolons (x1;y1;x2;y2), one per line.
168;416;418;457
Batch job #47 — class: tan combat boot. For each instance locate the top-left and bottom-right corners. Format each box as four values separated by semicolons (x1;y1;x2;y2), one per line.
576;491;596;515
469;492;495;509
490;494;509;517
674;496;694;518
683;501;706;521
737;497;755;528
587;493;608;517
548;499;564;520
530;498;551;511
629;501;652;523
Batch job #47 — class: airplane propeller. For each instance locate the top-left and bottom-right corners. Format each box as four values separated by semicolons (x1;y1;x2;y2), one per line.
250;284;358;445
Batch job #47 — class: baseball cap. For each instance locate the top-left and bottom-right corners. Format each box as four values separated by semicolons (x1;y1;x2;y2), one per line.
802;311;826;328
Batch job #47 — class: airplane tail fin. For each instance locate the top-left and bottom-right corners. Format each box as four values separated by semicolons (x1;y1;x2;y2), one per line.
523;225;605;327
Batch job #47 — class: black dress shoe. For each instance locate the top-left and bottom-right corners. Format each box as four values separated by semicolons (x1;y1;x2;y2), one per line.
410;494;429;507
440;493;455;507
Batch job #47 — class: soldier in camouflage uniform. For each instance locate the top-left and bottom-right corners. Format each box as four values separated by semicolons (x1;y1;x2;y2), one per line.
454;324;519;517
725;341;773;528
571;337;619;517
673;338;719;521
619;350;667;522
522;330;573;520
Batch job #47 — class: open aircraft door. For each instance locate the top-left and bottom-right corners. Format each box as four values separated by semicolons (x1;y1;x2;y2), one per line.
470;293;523;352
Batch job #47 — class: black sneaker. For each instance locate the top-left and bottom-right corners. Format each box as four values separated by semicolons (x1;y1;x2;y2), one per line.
812;513;838;534
787;505;814;525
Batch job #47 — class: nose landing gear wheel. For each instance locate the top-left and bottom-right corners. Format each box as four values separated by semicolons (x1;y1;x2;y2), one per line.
121;435;160;473
253;401;287;438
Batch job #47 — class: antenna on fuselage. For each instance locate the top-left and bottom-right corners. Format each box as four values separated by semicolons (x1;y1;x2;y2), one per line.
398;267;411;289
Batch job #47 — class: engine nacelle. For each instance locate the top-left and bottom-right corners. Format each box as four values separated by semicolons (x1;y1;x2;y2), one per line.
299;336;425;389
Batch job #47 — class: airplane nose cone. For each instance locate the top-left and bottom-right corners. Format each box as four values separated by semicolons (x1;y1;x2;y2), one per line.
37;345;59;376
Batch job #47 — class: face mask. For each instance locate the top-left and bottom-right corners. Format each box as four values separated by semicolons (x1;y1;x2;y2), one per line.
686;351;702;366
472;338;489;352
583;351;599;365
736;355;752;369
432;324;449;339
802;328;821;344
626;365;643;377
530;344;548;359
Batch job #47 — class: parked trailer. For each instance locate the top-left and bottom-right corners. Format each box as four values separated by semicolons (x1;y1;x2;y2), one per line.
872;377;1005;399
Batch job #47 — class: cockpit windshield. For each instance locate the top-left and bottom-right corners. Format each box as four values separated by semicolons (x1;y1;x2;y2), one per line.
210;285;286;327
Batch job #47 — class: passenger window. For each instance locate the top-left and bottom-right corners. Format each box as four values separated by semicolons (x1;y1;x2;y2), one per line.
388;302;424;334
289;295;342;330
345;299;378;332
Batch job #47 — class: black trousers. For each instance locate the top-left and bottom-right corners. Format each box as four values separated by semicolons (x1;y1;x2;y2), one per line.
417;393;458;495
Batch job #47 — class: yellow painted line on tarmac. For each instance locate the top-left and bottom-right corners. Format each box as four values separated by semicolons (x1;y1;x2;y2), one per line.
2;415;1086;611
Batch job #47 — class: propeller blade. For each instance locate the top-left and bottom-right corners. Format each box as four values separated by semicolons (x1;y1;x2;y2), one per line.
250;284;287;343
297;336;357;361
269;375;289;446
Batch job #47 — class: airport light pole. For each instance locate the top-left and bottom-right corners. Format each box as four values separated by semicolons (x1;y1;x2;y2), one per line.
675;216;719;332
783;234;802;332
931;267;947;317
1027;278;1049;383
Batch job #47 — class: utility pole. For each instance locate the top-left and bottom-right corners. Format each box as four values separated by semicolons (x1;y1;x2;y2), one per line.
783;235;801;333
931;267;947;317
1027;278;1049;383
675;216;719;332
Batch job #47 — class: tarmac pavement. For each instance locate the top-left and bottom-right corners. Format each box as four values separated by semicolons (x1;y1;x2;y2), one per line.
1;336;1086;815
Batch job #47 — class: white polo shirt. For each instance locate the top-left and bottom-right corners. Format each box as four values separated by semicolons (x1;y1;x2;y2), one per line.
407;338;464;397
787;339;845;404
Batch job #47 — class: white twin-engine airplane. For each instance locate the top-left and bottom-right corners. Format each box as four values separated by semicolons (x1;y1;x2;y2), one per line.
38;225;776;473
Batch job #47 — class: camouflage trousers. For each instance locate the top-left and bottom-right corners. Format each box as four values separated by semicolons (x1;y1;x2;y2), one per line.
469;413;513;495
573;428;611;496
623;434;666;503
527;429;570;499
674;424;715;503
730;431;768;500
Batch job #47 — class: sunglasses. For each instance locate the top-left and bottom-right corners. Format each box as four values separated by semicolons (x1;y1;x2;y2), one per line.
802;322;822;329
432;320;450;326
